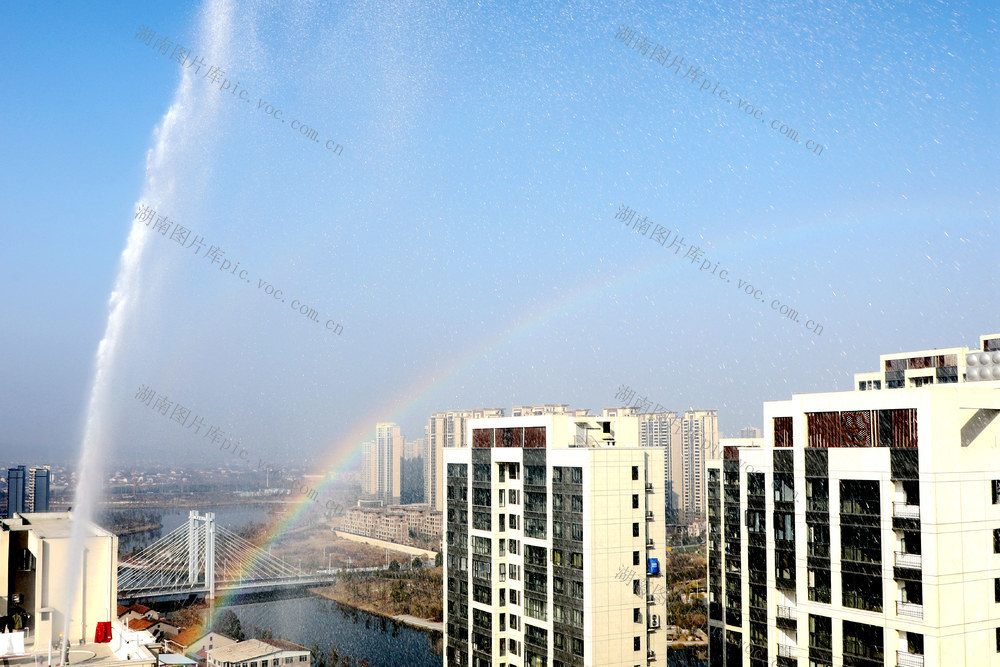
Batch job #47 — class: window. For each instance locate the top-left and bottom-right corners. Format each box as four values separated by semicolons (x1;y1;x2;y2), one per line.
994;529;1000;554
553;632;564;650
632;466;639;480
553;521;563;539
632;494;639;509
509;514;519;530
525;597;547;621
570;552;583;569
993;480;1000;504
572;495;583;512
553;576;564;595
553;493;564;510
572;523;583;541
525;465;546;486
995;578;1000;603
633;550;640;565
571;467;582;484
633;579;641;595
499;489;506;507
552;467;563;483
633;637;641;651
996;627;1000;652
633;522;640;537
572;580;583;599
572;638;584;657
634;608;642;623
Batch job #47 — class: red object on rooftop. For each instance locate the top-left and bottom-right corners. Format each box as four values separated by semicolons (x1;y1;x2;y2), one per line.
95;621;112;643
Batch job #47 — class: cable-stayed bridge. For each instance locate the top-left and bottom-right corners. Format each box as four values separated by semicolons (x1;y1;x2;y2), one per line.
118;511;338;600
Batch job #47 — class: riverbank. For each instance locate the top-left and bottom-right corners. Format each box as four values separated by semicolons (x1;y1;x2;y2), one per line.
310;585;443;633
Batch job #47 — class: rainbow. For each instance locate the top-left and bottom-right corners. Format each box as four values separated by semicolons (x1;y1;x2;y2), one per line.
198;207;856;623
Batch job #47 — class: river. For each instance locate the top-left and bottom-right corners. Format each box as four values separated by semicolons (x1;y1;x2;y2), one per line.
225;593;442;667
221;592;702;667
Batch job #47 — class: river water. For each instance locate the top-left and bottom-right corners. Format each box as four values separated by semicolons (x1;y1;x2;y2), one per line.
116;504;277;553
225;593;442;667
222;592;703;667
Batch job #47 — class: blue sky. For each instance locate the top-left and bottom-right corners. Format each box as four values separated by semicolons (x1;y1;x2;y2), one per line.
1;0;997;466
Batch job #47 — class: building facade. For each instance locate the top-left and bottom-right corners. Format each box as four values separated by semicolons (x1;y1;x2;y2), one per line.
425;409;505;512
707;333;1000;666
601;408;719;525
444;414;669;667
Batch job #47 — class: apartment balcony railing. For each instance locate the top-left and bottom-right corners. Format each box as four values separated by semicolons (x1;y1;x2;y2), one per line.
896;601;924;619
896;650;925;667
895;551;922;569
646;511;655;520
777;644;796;658
893;502;921;519
776;605;795;619
646;537;654;547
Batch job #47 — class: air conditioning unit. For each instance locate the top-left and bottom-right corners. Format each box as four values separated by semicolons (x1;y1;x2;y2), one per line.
649;614;661;629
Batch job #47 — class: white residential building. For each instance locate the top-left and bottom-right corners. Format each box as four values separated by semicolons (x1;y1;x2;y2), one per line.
707;332;1000;666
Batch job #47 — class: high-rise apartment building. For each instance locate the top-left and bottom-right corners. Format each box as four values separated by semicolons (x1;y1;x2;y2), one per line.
6;466;26;517
601;408;719;524
444;413;669;667
707;333;1000;666
376;422;404;505
361;440;377;497
27;466;50;512
425;409;505;511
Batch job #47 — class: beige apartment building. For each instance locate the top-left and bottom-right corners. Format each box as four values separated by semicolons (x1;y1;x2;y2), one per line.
425;409;505;511
444;413;669;667
707;332;1000;666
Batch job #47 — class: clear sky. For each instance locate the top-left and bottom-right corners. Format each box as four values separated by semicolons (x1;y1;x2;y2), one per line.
1;0;996;467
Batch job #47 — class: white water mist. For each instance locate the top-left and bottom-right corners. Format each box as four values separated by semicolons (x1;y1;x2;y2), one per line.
61;0;235;657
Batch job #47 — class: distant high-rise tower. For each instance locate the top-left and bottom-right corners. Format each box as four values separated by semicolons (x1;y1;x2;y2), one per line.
376;422;404;505
28;466;50;512
424;408;505;511
6;466;26;516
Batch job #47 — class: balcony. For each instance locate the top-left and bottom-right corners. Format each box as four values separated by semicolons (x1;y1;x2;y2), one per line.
646;482;654;491
777;644;796;658
894;551;922;569
776;605;795;619
647;649;656;661
646;510;654;520
896;601;924;619
896;650;925;667
646;538;654;547
893;502;920;519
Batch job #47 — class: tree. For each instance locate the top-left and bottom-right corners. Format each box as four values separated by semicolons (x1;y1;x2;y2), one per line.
388;559;400;572
411;556;423;568
211;609;245;641
328;646;339;667
434;552;443;567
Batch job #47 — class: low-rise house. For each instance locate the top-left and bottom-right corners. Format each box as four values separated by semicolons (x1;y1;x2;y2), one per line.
166;629;237;661
206;639;310;667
